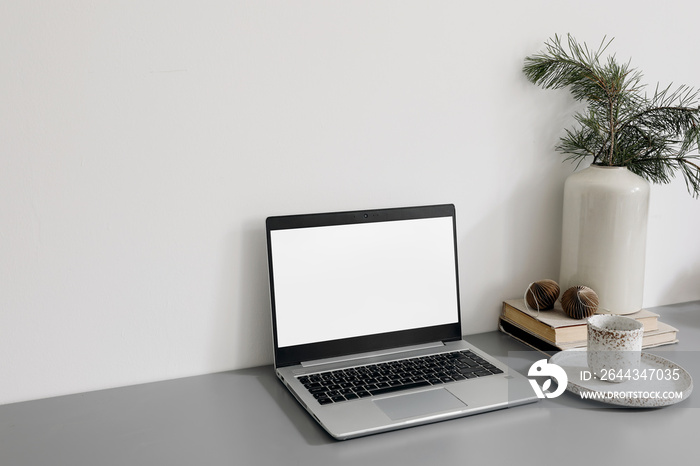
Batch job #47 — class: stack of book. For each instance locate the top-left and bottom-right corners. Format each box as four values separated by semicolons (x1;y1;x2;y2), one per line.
499;299;678;354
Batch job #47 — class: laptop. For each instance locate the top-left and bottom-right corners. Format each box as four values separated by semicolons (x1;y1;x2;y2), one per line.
265;204;538;439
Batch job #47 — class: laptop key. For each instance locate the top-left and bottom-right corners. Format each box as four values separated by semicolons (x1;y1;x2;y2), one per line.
370;380;431;396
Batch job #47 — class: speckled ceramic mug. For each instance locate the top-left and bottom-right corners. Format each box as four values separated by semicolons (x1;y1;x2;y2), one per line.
587;315;643;383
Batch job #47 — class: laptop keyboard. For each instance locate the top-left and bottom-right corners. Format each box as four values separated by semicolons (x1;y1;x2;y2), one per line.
297;350;504;405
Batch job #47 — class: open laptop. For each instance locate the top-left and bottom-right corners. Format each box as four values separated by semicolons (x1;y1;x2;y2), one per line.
265;204;538;439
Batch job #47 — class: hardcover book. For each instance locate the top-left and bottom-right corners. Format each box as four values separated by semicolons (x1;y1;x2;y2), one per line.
499;299;677;353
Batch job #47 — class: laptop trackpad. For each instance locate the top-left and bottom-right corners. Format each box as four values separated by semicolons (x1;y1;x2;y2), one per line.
374;388;467;420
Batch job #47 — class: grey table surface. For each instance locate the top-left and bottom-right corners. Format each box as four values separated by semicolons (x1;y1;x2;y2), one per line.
2;301;699;466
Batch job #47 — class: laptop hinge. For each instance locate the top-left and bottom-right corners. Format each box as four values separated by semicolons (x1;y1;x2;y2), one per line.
301;341;445;368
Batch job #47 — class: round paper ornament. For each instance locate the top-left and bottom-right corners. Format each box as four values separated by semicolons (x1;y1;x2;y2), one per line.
561;285;599;319
525;279;560;311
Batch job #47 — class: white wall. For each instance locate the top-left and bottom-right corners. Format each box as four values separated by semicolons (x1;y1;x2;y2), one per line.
2;1;699;405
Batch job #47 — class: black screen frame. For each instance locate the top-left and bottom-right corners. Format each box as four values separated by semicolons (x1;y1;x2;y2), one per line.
265;204;463;368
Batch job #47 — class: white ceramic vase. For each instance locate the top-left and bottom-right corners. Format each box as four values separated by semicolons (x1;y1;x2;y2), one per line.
559;165;650;315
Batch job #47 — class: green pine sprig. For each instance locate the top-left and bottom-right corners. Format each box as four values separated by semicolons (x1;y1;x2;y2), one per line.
524;34;700;197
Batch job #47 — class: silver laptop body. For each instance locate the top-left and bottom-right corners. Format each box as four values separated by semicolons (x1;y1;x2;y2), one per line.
265;204;538;440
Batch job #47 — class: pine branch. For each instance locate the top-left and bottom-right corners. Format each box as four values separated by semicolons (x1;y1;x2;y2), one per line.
524;34;700;197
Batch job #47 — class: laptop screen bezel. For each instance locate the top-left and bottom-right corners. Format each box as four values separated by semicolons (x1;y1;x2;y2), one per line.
265;204;463;368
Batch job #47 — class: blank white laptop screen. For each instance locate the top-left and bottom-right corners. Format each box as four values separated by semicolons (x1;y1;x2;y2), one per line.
270;216;459;348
